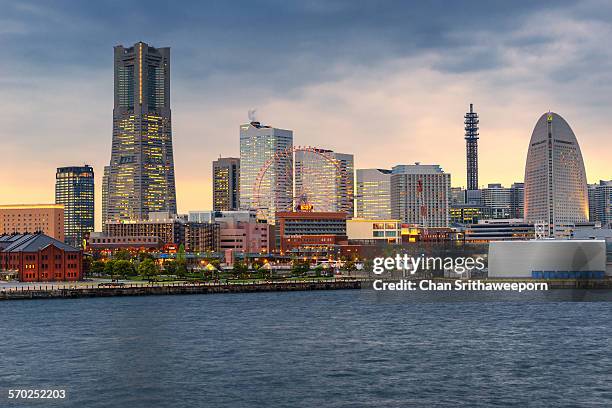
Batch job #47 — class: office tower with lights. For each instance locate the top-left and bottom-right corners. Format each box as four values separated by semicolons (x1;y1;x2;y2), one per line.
103;42;177;228
355;169;392;219
239;121;293;224
294;149;354;218
390;163;450;227
524;112;589;237
465;103;479;191
55;166;94;247
213;158;240;211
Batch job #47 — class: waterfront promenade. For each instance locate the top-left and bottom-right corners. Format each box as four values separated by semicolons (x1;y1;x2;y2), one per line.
0;279;363;301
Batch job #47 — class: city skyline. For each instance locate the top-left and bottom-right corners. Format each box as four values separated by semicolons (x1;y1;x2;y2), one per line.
1;1;612;231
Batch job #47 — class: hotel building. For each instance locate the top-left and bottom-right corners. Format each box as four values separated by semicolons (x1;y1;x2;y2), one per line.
524;112;589;237
390;164;450;227
0;204;64;242
103;42;177;227
239;121;293;224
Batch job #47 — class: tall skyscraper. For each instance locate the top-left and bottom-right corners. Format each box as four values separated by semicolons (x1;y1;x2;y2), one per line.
240;120;293;224
465;103;479;191
55;166;95;247
355;169;392;219
213;157;240;211
390;164;450;227
294;149;354;218
103;42;177;228
524;112;589;237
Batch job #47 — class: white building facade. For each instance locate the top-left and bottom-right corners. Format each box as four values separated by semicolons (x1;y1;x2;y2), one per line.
239;121;293;224
524;112;589;237
390;164;450;227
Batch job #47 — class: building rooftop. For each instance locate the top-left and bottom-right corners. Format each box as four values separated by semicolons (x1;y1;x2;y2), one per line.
392;163;445;174
0;204;64;210
1;233;79;253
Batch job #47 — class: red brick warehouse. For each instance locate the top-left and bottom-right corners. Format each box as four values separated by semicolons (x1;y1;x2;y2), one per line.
0;233;82;282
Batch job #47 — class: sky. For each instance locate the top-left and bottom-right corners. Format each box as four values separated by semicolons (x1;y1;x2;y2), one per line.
0;0;610;230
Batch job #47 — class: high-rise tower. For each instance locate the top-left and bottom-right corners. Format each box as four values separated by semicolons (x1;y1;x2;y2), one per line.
524;112;589;237
103;42;177;228
465;103;479;191
390;164;451;228
212;157;240;211
239;121;293;224
55;165;95;247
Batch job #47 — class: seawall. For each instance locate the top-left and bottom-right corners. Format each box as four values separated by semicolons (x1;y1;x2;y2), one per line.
0;280;363;301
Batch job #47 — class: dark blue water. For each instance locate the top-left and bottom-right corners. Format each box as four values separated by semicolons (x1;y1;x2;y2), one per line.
1;290;612;407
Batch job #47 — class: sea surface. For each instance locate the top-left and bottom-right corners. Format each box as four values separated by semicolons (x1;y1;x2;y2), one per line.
1;289;611;407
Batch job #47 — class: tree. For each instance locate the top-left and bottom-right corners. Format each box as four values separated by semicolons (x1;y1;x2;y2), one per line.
138;252;155;262
291;260;310;276
91;260;106;275
113;260;134;278
174;245;188;277
175;260;188;277
313;264;324;278
138;259;159;280
104;260;116;278
232;260;248;278
176;244;186;263
164;260;177;275
114;249;132;261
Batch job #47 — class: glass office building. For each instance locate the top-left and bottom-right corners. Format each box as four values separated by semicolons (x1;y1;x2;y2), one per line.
355;169;392;220
239;121;293;224
55;166;94;247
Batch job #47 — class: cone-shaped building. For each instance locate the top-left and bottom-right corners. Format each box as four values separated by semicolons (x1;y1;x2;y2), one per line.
524;112;589;237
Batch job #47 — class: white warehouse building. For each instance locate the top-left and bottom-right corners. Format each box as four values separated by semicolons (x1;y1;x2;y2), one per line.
488;239;607;279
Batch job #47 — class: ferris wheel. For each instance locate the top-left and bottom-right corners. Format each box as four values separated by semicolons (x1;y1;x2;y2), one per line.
252;146;348;221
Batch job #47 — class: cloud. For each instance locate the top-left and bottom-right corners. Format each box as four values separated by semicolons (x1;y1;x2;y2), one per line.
0;0;610;231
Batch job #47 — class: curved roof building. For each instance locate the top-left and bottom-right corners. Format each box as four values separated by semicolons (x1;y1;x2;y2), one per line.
524;112;589;237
